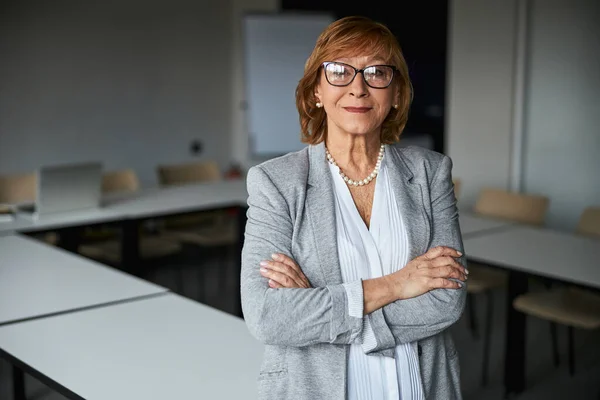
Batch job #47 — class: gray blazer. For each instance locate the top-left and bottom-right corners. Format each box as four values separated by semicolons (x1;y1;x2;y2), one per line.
241;142;466;399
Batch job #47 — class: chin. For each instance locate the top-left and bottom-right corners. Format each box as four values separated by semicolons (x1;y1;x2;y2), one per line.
340;124;378;137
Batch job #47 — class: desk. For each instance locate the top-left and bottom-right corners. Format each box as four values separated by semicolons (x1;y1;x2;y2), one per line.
0;179;247;235
0;293;263;400
463;226;600;396
0;235;167;326
107;179;247;219
108;180;248;316
459;212;516;237
0;180;249;314
0;207;124;236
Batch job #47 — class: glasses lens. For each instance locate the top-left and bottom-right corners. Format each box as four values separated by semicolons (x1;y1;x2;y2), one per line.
363;66;394;88
324;63;354;86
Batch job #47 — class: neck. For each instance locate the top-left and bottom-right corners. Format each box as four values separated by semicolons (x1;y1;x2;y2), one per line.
325;132;382;176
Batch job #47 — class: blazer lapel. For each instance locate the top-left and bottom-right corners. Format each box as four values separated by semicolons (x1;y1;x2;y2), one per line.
386;145;431;261
306;143;344;285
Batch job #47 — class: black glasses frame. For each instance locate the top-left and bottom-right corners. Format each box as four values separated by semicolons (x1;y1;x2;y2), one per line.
321;62;398;89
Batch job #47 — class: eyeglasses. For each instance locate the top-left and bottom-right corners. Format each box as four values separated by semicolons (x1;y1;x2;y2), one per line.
322;62;397;89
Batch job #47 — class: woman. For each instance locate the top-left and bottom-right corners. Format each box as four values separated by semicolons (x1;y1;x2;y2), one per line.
241;16;467;400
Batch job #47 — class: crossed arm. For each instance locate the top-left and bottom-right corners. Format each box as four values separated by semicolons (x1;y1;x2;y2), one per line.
241;157;467;352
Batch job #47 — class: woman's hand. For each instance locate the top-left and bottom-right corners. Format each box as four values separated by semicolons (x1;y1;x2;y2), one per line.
389;246;467;300
259;253;311;289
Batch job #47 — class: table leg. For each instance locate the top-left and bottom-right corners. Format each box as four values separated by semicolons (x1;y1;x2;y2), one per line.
504;270;528;398
56;227;82;253
13;365;25;400
234;206;247;319
121;219;140;277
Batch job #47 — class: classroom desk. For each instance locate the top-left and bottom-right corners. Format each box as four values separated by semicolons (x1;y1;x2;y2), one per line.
0;234;170;400
0;293;263;400
0;180;249;315
458;212;516;237
463;226;600;397
0;234;167;327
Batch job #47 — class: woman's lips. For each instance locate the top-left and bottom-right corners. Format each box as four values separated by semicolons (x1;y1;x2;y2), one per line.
343;107;371;113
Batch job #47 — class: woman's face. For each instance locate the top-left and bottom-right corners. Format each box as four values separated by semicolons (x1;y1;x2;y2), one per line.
315;55;398;140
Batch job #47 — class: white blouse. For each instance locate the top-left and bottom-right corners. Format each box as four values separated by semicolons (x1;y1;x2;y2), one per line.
329;151;424;400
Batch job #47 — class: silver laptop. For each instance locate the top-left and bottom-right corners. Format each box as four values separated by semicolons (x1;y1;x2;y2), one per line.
16;161;103;220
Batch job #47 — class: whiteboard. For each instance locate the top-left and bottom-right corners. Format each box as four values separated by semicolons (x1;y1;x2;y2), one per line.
242;12;334;157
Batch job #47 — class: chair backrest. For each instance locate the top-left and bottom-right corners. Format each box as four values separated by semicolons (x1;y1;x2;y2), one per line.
156;161;221;187
102;169;140;193
474;188;549;226
577;206;600;238
453;178;461;200
0;172;36;204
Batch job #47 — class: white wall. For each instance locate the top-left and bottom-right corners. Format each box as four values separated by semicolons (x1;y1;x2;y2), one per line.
0;0;233;186
446;0;518;208
230;0;279;170
447;0;600;230
523;0;600;230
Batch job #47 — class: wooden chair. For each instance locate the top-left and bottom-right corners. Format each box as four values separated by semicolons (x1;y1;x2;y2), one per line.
78;169;182;266
466;187;550;385
453;178;461;200
155;161;237;301
0;172;59;245
155;161;237;247
512;206;600;376
0;172;37;204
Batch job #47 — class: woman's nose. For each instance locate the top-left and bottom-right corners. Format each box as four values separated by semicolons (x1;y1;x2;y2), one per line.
348;72;369;97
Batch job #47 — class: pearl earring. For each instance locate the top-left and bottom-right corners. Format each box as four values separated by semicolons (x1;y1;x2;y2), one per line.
316;102;322;108
393;104;399;109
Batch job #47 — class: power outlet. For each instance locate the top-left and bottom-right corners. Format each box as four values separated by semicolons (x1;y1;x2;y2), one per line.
190;140;203;156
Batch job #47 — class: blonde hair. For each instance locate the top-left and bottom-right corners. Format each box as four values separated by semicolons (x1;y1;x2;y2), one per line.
295;16;413;145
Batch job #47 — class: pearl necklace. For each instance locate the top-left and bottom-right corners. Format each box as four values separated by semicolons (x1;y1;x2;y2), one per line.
325;144;385;187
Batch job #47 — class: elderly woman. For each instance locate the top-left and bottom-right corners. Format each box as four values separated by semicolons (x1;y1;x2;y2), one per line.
241;16;467;400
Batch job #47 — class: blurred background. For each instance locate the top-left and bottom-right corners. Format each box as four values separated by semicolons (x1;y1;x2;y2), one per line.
0;0;598;399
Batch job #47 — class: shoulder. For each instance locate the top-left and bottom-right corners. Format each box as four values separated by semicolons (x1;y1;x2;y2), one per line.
392;144;448;168
246;146;310;196
390;144;452;183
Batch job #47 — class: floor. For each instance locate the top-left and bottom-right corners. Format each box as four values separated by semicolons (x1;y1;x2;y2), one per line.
0;242;598;400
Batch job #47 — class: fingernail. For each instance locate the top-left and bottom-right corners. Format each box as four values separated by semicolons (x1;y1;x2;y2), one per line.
457;251;463;256
260;261;268;267
465;268;469;275
271;253;280;260
260;267;268;273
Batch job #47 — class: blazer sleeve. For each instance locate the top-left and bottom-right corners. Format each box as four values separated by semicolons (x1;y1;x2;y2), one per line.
366;155;467;356
240;165;365;347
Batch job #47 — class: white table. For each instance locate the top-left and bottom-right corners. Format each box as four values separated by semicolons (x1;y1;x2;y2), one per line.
464;225;600;288
0;235;167;326
0;179;247;235
0;179;249;296
0;293;264;400
108;179;248;219
463;226;600;397
459;212;516;237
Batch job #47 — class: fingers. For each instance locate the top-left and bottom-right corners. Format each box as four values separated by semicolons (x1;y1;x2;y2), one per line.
431;256;468;278
429;277;463;290
268;279;283;289
272;253;304;276
271;253;311;287
259;259;310;288
261;266;303;288
429;264;468;282
420;246;463;261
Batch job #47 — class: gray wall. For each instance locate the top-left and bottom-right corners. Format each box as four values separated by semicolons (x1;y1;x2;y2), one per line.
523;0;600;230
0;0;233;185
446;0;518;207
447;0;599;230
